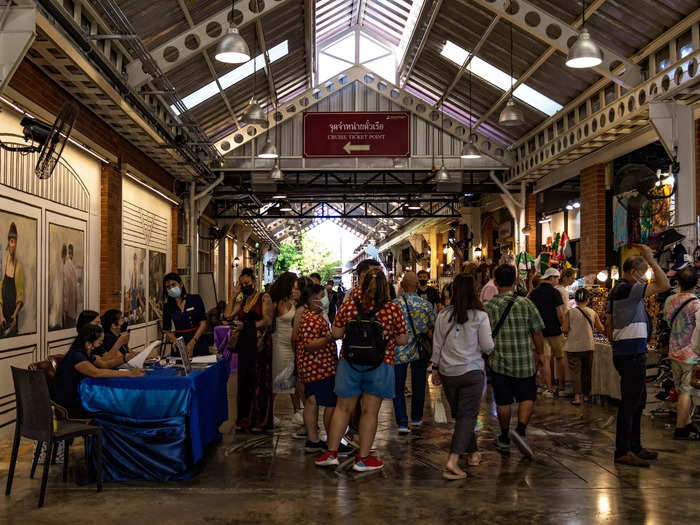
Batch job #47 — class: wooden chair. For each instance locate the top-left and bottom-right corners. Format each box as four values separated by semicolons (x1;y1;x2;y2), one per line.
5;367;103;508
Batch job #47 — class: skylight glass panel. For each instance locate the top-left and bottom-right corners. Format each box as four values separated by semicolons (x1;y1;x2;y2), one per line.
364;54;396;83
324;33;356;62
397;0;425;62
359;34;390;62
318;54;353;83
440;40;563;117
171;40;289;115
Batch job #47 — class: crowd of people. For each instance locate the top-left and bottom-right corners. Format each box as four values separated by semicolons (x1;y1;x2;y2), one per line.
50;243;700;480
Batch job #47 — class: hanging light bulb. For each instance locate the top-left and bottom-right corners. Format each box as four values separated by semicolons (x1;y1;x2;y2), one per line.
597;269;609;282
243;100;267;126
566;28;603;68
215;1;250;64
499;22;524;127
644;267;653;281
437;164;449;182
258;139;278;159
566;1;602;69
270;162;284;181
499;98;524;127
462;65;481;159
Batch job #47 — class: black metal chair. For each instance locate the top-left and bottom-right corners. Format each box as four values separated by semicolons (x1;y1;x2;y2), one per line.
5;366;103;508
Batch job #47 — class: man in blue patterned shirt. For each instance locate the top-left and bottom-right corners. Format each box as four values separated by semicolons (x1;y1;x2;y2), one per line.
393;272;436;433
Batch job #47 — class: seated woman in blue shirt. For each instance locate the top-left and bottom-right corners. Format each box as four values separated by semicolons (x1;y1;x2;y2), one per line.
162;272;208;357
98;309;136;362
51;324;144;419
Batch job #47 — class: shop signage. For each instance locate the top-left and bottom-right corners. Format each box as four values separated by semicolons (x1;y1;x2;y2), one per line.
303;112;410;158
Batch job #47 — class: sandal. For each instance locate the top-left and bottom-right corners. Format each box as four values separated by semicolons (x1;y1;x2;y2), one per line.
442;470;467;480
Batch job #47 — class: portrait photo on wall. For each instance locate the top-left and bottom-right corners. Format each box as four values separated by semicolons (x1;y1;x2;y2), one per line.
123;246;147;325
148;250;166;322
48;224;85;331
0;210;37;339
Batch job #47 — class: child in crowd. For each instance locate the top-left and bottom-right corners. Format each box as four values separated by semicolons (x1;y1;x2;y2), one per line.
295;283;352;455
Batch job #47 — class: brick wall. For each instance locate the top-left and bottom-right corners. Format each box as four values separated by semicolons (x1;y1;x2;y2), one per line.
526;193;537;255
8;60;175;191
580;163;607;276
100;164;122;311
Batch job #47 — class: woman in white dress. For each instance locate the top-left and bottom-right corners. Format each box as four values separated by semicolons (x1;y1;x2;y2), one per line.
270;272;302;419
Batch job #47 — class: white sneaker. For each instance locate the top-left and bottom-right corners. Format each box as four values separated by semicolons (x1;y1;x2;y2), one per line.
398;426;411;435
292;428;308;440
292;410;304;426
542;389;555;399
273;416;281;428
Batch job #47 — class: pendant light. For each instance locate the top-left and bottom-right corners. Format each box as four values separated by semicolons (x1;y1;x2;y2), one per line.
243;24;267;126
437;109;449;182
566;1;602;69
269;106;284;180
215;0;250;64
461;66;481;159
270;162;283;181
499;22;524;127
259;115;278;158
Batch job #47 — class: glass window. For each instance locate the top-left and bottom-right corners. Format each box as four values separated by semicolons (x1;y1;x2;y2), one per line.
318;53;354;83
172;41;289;115
441;40;563;117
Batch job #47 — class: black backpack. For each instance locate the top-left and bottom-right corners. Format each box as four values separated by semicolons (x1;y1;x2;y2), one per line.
343;298;387;371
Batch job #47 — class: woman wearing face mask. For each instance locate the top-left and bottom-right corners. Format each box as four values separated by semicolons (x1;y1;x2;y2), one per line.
98;309;137;365
226;267;274;432
51;324;144;419
0;223;24;337
162;272;209;357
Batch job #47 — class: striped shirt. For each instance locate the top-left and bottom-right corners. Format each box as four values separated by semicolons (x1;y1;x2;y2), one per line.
484;292;545;378
606;279;648;355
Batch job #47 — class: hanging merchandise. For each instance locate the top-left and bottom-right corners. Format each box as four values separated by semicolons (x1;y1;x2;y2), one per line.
536;252;551;274
640;200;652;243
515;251;535;296
627;193;644;245
613;194;629;249
666;244;691;277
557;231;572;261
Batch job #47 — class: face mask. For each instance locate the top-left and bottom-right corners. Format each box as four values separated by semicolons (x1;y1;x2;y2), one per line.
320;296;330;310
419;279;428;287
241;285;254;296
167;286;181;299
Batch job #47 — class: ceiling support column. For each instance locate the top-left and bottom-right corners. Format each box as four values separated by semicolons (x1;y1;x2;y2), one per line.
650;102;696;228
428;226;439;281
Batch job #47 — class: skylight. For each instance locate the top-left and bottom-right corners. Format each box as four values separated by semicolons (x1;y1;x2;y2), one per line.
171;40;289;115
317;30;396;84
441;40;563;117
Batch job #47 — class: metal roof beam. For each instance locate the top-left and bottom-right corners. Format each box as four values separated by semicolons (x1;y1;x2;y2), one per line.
473;0;606;134
304;0;314;88
398;0;443;88
469;0;641;89
436;14;499;108
212;64;513;166
256;19;278;108
125;0;294;88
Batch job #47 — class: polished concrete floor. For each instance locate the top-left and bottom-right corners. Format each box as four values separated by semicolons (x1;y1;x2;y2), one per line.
1;380;699;525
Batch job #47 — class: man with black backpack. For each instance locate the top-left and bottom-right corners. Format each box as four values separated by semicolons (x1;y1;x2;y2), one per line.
484;264;545;458
315;268;408;472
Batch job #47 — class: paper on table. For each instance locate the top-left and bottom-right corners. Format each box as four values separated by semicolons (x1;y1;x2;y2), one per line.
191;355;217;364
118;341;160;370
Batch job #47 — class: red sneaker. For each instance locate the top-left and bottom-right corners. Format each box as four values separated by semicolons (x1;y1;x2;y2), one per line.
315;450;339;467
664;387;678;403
352;454;384;472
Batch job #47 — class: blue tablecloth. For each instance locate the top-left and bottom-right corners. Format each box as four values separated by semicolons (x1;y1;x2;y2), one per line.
80;360;228;481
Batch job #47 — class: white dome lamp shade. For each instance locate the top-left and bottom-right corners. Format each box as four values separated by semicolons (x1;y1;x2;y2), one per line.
499;22;524;127
461;140;481;159
215;1;250;64
258;140;278;159
436;164;450;182
566;1;603;69
566;28;603;69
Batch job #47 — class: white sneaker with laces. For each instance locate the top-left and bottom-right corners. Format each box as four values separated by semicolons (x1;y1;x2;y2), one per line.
292;410;304;426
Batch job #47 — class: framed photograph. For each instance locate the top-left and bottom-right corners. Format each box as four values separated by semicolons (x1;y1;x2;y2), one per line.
123;245;147;325
148;251;166;322
48;223;85;331
0;207;38;339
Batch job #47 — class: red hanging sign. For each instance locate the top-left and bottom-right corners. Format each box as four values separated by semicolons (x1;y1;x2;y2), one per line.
303;111;410;158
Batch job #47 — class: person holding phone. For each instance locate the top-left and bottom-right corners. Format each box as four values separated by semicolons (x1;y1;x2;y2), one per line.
99;309;137;364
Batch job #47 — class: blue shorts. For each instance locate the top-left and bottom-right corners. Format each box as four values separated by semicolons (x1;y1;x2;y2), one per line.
335;359;395;399
304;376;337;407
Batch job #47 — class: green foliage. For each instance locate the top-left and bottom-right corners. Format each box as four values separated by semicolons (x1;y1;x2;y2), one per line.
273;235;341;282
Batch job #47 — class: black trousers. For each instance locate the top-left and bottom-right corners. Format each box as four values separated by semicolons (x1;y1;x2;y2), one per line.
440;370;485;455
612;353;647;457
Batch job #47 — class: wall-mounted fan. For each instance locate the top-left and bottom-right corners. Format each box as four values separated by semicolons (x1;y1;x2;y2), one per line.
615;160;678;201
0;101;79;179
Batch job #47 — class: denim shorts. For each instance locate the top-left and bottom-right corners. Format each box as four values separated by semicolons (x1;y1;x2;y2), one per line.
305;376;337;407
335;359;395;399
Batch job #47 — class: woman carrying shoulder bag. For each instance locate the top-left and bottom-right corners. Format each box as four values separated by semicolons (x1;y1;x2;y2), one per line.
431;273;494;480
563;288;605;406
